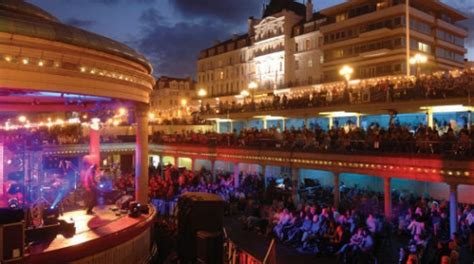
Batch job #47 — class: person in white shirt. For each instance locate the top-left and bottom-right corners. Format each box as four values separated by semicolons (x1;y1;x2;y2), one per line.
366;214;377;234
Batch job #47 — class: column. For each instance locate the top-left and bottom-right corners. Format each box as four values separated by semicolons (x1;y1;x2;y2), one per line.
384;177;392;220
233;162;240;188
449;183;458;238
291;167;300;203
356;114;361;128
174;156;179;167
89;120;101;168
135;103;149;205
216;121;221;133
282;118;286;131
261;163;267;188
263;118;268;129
468;111;472;131
210;159;216;182
333;172;340;210
328;116;334;129
230;121;234;132
426;110;434;128
190;158;195;172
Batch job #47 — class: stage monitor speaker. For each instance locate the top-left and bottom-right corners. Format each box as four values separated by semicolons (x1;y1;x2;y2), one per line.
0;221;24;263
177;192;224;263
196;231;223;264
0;209;24;225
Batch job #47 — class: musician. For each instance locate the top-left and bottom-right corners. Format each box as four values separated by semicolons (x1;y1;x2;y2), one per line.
81;155;98;215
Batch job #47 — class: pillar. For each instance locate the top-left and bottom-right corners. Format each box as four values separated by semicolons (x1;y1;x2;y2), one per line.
356;114;361;128
328;116;334;129
210;160;216;182
230;121;234;132
190;158;195;172
135;103;149;205
333;172;340;210
282;119;286;131
449;184;458;238
233;162;240;188
89;121;101;168
468;111;472;131
263;118;268;129
426;110;434;128
384;177;392;220
261;163;267;188
216;121;221;133
291;167;300;203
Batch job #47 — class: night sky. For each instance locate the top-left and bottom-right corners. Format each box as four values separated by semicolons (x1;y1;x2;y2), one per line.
29;0;474;78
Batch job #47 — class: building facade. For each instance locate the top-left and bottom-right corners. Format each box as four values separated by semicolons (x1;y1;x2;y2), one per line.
196;0;468;98
150;76;196;120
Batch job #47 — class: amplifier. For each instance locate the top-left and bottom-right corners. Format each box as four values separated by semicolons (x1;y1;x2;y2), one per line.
0;221;24;263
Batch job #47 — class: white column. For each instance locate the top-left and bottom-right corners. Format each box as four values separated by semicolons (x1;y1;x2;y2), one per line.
449;184;458;238
384;177;392;220
233;162;240;188
356;114;361;128
135;103;149;205
328;116;334;129
282;119;286;131
216;121;221;133
426;110;434;128
230;121;234;132
190;158;195;172
263;118;268;129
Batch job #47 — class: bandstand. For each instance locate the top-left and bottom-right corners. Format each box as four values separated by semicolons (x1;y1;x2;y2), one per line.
0;1;155;263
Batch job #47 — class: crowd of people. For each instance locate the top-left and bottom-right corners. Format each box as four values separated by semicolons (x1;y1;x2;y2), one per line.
200;69;474;115
153;121;473;157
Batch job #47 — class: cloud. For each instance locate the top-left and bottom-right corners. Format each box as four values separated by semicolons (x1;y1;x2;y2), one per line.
129;8;235;77
64;18;97;28
168;0;261;23
90;0;156;5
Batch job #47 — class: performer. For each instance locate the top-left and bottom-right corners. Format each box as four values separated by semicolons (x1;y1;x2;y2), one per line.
81;155;98;215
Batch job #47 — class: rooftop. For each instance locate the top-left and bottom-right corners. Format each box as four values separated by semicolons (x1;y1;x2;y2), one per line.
0;0;153;73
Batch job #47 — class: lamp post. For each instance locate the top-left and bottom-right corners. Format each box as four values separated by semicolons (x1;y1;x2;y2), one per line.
248;81;258;103
409;53;428;77
197;88;207;112
339;65;353;103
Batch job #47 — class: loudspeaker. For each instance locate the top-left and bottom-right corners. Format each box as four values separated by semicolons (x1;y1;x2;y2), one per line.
0;209;24;225
196;231;223;264
0;222;24;263
177;192;224;263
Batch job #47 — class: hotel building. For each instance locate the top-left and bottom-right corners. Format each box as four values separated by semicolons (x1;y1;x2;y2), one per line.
196;0;468;98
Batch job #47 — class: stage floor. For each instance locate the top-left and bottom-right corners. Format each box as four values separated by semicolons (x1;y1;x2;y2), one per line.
25;204;155;263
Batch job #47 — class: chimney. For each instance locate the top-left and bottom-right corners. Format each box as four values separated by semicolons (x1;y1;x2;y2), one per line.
306;0;313;21
248;16;255;35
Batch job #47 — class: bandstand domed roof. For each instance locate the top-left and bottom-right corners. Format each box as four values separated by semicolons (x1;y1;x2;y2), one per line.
0;0;152;73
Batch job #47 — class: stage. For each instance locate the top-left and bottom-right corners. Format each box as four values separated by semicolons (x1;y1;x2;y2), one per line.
22;205;156;264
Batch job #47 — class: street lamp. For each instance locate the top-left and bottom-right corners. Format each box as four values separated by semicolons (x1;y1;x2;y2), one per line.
240;90;250;97
197;88;207;98
248;81;258;102
339;65;353;82
409;53;428;77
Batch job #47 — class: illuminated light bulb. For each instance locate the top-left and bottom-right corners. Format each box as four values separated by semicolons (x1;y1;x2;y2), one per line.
22;58;29;65
18;116;27;123
4;56;12;62
80;66;86;72
148;112;155;119
118;107;127;116
90;69;96;74
113;120;120;126
56;118;64;125
54;61;61;67
38;60;44;67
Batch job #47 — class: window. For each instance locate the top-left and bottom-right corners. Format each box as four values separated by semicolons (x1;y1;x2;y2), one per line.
295;60;299;70
418;42;430;53
220;71;224;79
308;58;313;67
306;39;311;50
295;43;299;52
336;13;347;22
